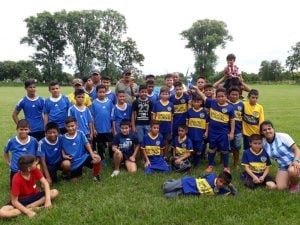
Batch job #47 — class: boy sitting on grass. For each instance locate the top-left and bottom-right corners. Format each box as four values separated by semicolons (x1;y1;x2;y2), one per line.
0;155;58;218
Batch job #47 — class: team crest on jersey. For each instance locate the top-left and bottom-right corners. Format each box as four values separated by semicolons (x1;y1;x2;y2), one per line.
237;106;242;111
200;113;205;118
167;107;172;111
156;141;160;145
222;108;228;113
181;99;186;103
260;156;267;162
253;111;259;117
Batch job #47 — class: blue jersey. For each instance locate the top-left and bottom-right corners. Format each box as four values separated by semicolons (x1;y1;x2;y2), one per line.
112;133;139;156
172;136;193;157
205;98;234;135
187;107;208;141
85;87;97;101
91;98;113;133
61;131;89;171
147;92;159;104
15;96;44;132
229;100;244;135
170;93;190;126
4;136;38;172
111;103;132;134
152;100;174;134
37;136;62;166
132;98;153;125
241;148;271;176
44;95;71;128
106;90;117;105
182;173;230;195
141;133;164;156
68;105;93;135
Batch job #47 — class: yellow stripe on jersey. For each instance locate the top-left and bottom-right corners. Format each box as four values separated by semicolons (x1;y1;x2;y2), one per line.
174;104;188;114
195;178;214;195
144;146;161;156
249;162;267;174
210;108;229;123
188;118;206;129
156;112;172;121
175;147;191;156
234;110;242;121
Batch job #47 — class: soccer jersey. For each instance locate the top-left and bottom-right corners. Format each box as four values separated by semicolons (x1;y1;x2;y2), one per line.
11;168;43;199
111;103;132;134
243;101;264;136
112;133;139;157
15;96;44;132
61;131;89;171
147;92;159;103
37;136;62;166
132;98;153;125
91;98;113;133
105;90;117;105
263;133;295;168
44;94;71;128
172;136;193;157
141;133;164;156
4;136;38;172
84;87;97;101
205;98;234;134
67;92;92;107
170;93;190;127
187;107;208;141
68;105;93;135
229;100;244;134
152;100;174;134
241;148;271;176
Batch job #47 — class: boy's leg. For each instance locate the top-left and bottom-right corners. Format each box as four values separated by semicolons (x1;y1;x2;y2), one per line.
219;134;231;172
241;172;256;189
125;159;137;173
61;159;71;179
163;179;183;198
96;134;106;160
0;205;22;218
113;150;123;171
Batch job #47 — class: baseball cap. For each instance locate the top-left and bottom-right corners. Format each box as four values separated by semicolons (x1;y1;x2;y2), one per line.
72;78;83;86
91;69;100;75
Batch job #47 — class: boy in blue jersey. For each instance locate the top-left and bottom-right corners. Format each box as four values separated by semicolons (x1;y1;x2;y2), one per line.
170;81;190;137
131;84;153;143
241;134;276;189
91;84;114;160
146;80;159;103
111;120;140;177
171;125;193;172
12;79;44;141
3;119;38;185
141;121;170;174
163;171;237;198
37;122;63;185
186;94;209;167
44;80;71;134
68;89;94;142
82;75;97;101
197;88;235;173
61;117;101;181
227;86;244;168
112;90;132;135
151;87;174;156
101;76;117;105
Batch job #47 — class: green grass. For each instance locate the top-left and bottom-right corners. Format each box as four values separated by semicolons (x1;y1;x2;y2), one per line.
1;85;300;225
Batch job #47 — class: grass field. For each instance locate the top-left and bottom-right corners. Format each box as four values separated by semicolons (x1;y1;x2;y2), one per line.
0;84;300;225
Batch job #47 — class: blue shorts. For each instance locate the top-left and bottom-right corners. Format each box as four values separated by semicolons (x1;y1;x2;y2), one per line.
191;139;205;153
208;133;230;152
145;155;170;174
8;192;45;206
136;125;150;143
230;133;242;151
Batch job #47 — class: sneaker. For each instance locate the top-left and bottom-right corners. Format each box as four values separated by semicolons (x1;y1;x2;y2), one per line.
223;167;231;174
93;175;101;182
205;165;214;173
289;184;300;193
111;170;120;177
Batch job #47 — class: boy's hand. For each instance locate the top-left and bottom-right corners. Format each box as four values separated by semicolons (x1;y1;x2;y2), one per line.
252;176;260;183
46;177;52;186
64;155;72;160
27;210;37;218
175;158;182;165
91;153;101;163
144;160;150;168
129;156;136;162
228;133;234;141
258;176;265;182
44;200;52;209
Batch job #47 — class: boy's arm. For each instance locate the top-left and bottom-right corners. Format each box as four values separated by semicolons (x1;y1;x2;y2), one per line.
11;194;36;218
39;177;52;208
12;110;20;125
88;122;94;140
130;144;140;162
112;121;117;136
151;112;156;121
141;148;150;167
44;114;49;127
239;76;251;92
259;166;270;182
228;118;235;140
131;111;137;133
3;152;10;167
39;157;52;185
213;76;226;89
175;151;191;164
85;142;101;162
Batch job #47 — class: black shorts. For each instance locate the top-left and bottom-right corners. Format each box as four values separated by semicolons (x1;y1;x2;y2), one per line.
241;171;274;189
95;133;113;143
29;131;45;141
70;156;93;178
8;192;45;206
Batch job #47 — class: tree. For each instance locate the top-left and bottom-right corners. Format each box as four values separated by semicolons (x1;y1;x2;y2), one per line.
181;19;232;77
286;41;300;80
258;60;283;81
21;11;67;82
258;60;271;81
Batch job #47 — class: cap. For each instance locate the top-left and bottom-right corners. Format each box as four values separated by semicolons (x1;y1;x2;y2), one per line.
91;69;100;75
122;69;132;75
72;78;83;86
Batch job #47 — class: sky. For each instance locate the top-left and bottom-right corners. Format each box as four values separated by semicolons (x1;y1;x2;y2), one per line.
1;0;299;75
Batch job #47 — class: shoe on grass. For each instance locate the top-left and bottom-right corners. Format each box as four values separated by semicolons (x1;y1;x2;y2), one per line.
111;170;120;177
93;175;101;182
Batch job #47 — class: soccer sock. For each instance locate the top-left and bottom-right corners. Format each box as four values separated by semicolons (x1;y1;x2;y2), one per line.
207;151;216;166
193;153;201;167
92;162;101;176
222;152;229;167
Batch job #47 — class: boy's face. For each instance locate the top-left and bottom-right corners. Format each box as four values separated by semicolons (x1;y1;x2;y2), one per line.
45;128;59;143
123;74;131;82
147;85;154;94
160;91;169;101
228;90;240;103
249;95;258;105
117;93;126;104
120;125;130;135
177;127;186;138
65;121;77;135
204;88;214;98
165;78;173;88
260;124;275;141
197;78;206;89
49;84;60;98
26;84;36;96
173;74;180;82
97;88;106;100
227;59;235;66
75;94;85;105
92;74;101;84
175;86;183;97
192;99;202;109
150;124;160;135
139;89;148;99
216;178;228;189
101;80;110;90
250;139;262;152
85;78;94;88
216;91;227;105
17;127;30;139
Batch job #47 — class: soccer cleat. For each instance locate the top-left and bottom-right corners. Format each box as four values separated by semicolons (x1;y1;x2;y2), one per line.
93;175;101;182
205;165;214;173
111;170;120;177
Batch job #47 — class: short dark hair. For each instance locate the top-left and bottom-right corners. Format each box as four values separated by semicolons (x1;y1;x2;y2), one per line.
146;74;155;80
174;81;183;88
120;119;131;127
226;53;236;61
117;90;125;95
74;88;85;97
249;134;263;142
48;80;59;89
65;116;77;125
227;86;241;95
204;83;213;89
217;171;232;185
159;86;169;95
260;120;274;133
191;94;203;101
150;120;160;127
24;79;36;88
96;84;106;92
18;154;36;172
164;73;173;80
146;80;155;86
17;119;30;129
82;75;92;83
215;87;226;95
197;76;206;81
138;84;147;92
101;76;111;81
178;124;188;131
248;89;259;97
45;122;59;133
